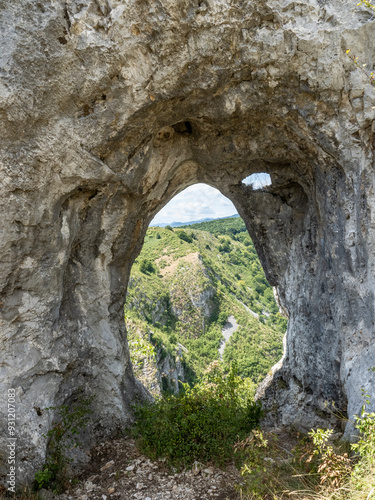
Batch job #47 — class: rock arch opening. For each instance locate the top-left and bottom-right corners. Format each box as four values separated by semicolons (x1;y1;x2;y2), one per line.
125;183;287;397
242;173;272;190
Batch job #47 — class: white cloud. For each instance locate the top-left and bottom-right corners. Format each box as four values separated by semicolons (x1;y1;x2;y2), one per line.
151;184;237;225
242;173;271;189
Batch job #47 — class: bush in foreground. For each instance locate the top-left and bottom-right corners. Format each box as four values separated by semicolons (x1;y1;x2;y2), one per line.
133;361;262;468
238;391;375;499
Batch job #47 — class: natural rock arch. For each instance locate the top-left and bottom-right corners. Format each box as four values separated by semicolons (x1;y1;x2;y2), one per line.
1;0;375;484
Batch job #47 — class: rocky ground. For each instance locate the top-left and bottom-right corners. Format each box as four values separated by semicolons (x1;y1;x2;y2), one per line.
47;437;242;500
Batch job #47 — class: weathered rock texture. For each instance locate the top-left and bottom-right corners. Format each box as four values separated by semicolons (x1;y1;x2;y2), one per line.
1;0;375;485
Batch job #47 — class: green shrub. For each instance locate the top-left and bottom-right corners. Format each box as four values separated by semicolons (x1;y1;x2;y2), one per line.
352;391;375;460
176;230;193;243
129;335;156;371
350;390;375;493
165;225;174;231
133;362;262;468
218;311;228;326
308;428;352;489
218;238;231;253
139;259;156;274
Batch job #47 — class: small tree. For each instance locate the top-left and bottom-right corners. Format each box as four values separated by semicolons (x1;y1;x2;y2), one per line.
140;259;156;274
218;238;231;253
177;230;193;243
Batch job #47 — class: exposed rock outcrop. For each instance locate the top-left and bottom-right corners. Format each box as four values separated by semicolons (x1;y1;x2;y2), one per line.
129;332;185;397
169;254;216;333
1;0;375;485
156;345;185;395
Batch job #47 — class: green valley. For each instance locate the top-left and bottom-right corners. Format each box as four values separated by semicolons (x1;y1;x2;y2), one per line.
125;217;287;394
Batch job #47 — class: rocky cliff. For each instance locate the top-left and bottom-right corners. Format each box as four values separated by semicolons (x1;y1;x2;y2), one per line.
126;318;185;397
0;0;375;485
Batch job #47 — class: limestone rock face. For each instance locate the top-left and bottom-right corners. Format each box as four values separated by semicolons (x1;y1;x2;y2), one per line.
1;0;375;484
156;346;185;395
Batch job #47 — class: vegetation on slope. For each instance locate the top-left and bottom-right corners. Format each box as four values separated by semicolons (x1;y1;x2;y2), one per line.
125;216;287;387
133;361;262;468
236;391;375;499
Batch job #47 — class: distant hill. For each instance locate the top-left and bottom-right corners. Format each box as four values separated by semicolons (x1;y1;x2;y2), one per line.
184;215;245;236
150;213;239;227
125;216;287;393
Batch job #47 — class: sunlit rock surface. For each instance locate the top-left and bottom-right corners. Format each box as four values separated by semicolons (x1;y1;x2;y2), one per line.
0;0;375;483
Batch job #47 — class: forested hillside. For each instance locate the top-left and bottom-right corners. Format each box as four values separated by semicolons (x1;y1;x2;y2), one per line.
125;217;287;393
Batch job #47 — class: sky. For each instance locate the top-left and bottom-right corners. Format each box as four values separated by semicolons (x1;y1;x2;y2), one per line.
150;174;272;225
151;184;237;225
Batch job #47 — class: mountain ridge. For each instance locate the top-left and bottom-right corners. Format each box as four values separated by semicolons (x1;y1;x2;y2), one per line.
150;213;239;227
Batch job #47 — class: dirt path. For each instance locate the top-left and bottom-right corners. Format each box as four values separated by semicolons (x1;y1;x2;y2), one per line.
218;316;238;359
54;437;242;500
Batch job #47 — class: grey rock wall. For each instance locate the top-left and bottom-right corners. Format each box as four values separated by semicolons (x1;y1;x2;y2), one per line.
156;346;185;395
0;0;375;485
